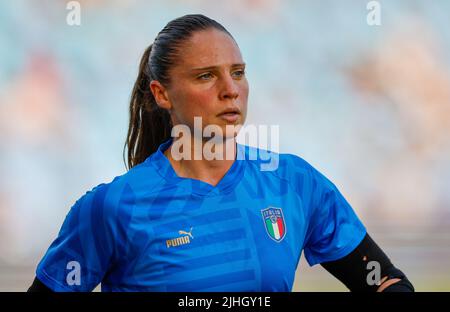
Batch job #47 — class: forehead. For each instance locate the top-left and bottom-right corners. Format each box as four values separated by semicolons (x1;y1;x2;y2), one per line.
176;29;243;68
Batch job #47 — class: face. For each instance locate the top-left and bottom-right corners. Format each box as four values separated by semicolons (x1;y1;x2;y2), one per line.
151;28;249;140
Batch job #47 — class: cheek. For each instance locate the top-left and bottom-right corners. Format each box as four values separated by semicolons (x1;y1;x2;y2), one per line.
185;89;216;114
241;83;249;101
172;87;216;123
239;81;249;112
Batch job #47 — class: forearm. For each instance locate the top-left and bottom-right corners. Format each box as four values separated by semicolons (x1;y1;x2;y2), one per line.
27;277;53;292
320;233;414;292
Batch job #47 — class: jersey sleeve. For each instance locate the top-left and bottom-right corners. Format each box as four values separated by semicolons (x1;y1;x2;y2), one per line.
36;183;116;291
302;165;367;266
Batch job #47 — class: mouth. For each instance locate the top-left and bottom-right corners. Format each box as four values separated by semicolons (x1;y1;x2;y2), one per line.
217;107;241;123
219;113;240;123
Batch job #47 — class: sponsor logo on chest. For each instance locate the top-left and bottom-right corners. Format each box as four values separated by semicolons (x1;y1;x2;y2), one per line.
166;227;194;248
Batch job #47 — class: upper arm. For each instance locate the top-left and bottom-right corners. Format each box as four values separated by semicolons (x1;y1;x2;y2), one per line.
302;165;366;266
35;183;116;292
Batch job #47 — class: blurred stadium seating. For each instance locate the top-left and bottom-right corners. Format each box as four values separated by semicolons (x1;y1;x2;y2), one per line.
1;0;449;291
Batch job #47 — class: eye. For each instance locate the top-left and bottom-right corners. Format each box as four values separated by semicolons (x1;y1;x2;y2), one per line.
232;69;245;79
197;72;213;80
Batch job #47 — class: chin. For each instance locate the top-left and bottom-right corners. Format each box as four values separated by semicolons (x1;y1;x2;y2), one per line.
222;122;243;137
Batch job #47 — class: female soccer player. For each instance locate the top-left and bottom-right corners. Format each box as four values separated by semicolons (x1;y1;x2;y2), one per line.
29;14;413;292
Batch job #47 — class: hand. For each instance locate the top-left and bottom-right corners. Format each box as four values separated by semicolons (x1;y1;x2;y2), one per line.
376;276;402;292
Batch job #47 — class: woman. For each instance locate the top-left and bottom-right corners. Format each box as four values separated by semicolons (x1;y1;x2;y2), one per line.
29;14;413;292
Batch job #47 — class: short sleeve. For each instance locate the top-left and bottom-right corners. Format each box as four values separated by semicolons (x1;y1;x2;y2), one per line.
36;183;115;291
303;166;366;266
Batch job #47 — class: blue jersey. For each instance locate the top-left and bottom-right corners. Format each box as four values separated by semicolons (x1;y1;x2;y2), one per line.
36;138;366;291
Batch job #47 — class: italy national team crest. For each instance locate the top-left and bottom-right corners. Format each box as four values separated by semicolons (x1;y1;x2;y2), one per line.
261;207;286;242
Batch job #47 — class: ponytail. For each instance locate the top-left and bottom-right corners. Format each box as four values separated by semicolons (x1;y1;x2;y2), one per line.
123;14;234;170
123;44;172;170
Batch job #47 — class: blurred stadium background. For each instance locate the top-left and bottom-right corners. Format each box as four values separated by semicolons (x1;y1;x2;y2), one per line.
1;0;449;291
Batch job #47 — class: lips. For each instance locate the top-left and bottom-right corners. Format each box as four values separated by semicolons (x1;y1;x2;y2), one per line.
218;107;241;116
218;107;241;123
218;113;240;123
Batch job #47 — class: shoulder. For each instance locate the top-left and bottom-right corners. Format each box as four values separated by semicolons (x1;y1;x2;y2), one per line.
239;144;329;189
68;158;164;221
241;145;321;179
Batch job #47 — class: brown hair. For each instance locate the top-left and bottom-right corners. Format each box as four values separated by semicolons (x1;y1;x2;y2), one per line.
123;14;233;170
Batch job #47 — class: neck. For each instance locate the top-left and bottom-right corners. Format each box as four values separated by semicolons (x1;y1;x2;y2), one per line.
164;136;237;187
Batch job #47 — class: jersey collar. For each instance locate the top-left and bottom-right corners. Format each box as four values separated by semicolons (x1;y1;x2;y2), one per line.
150;137;246;196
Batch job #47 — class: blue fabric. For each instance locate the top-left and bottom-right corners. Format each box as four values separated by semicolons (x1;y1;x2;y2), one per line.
36;138;366;291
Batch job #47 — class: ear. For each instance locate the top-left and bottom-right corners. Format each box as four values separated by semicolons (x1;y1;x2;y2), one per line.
149;80;172;111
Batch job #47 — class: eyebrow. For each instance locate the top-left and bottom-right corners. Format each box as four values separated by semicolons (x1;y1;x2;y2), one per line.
189;63;246;72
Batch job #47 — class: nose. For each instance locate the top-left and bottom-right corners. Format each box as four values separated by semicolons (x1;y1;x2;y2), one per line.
218;74;239;101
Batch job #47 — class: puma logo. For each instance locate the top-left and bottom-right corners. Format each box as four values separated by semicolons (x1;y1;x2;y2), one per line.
178;227;194;239
166;227;194;248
